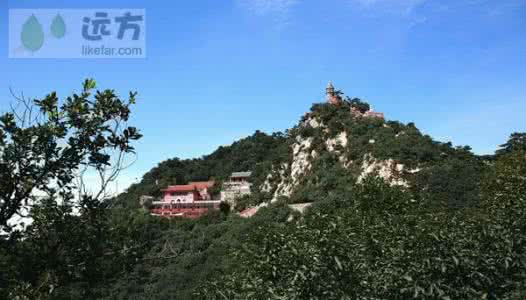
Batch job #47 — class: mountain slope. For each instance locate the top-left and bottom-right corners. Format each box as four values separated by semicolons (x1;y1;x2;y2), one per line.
259;99;483;208
100;94;506;300
115;96;484;210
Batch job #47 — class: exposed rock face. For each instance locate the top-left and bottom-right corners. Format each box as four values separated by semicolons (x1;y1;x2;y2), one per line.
271;136;313;198
357;155;408;187
326;131;348;153
261;115;420;201
326;131;349;166
308;117;321;128
239;202;314;218
288;203;313;213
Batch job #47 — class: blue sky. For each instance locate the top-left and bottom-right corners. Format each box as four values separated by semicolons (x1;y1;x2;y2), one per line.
1;0;525;191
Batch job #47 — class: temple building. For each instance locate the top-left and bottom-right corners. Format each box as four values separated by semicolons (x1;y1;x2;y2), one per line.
144;172;254;219
363;110;384;119
148;181;220;219
161;181;215;203
327;81;384;119
221;172;252;205
326;81;341;105
350;105;384;119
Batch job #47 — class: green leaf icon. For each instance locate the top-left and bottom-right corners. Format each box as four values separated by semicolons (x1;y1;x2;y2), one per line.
21;15;44;52
50;14;66;39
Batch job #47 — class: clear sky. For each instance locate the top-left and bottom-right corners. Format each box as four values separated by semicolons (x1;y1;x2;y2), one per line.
1;0;525;192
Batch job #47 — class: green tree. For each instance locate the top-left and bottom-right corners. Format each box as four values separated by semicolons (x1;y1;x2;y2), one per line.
0;80;142;299
0;79;141;229
483;150;526;213
496;132;526;156
349;97;370;113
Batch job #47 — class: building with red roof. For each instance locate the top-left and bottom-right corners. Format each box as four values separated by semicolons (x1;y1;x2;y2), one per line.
161;181;214;204
149;181;219;219
145;173;255;219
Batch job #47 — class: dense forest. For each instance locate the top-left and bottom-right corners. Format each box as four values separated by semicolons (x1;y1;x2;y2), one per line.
1;82;525;299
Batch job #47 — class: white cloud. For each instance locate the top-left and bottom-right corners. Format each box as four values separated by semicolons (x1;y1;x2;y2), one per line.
239;0;299;16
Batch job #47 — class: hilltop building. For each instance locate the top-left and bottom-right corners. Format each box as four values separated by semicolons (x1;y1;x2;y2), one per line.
326;81;341;105
326;81;384;119
350;106;384;119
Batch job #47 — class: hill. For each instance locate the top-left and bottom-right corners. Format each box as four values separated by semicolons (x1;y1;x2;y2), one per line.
101;92;526;300
261;98;484;209
116;94;484;211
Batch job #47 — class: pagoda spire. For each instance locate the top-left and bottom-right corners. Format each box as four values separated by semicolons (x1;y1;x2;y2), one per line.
325;81;340;105
326;81;335;97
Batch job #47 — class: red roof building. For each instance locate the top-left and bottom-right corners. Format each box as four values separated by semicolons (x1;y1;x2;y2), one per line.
161;181;214;204
364;111;384;119
239;207;258;218
351;106;384;120
149;181;219;219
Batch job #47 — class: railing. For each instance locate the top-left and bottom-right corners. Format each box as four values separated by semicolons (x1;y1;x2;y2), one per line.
150;207;214;219
149;201;221;219
223;181;252;186
151;201;220;208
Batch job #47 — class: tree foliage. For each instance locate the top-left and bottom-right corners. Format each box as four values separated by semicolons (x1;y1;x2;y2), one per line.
0;80;142;299
496;132;526;156
200;168;526;299
0;79;142;229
